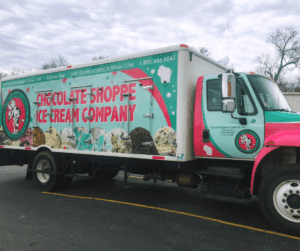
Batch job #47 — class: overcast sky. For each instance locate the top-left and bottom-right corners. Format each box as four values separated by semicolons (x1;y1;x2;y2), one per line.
1;0;300;78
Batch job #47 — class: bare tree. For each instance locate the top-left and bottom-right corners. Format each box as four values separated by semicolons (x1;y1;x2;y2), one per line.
198;47;211;57
92;56;108;61
294;76;300;92
1;69;39;79
10;68;25;76
277;80;297;92
41;55;68;70
0;72;8;80
257;27;300;82
218;56;229;67
198;47;229;67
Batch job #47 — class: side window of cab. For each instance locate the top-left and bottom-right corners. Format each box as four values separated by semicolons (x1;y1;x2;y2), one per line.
207;79;222;111
236;78;257;115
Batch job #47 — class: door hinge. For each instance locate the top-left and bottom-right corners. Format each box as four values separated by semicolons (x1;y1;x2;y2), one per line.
143;85;154;90
143;113;154;119
84;115;93;120
142;141;154;147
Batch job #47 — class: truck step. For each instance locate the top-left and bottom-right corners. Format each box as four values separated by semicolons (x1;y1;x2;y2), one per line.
196;166;245;180
119;181;152;189
64;174;92;180
200;193;250;205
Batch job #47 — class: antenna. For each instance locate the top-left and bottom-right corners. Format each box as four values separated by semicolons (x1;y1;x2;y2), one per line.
228;21;231;73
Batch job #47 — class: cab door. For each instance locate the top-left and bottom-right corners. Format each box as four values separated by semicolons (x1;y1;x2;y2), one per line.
201;75;264;159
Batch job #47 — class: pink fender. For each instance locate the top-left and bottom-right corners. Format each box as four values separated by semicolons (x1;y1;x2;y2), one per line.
264;130;300;147
250;131;300;194
250;146;278;194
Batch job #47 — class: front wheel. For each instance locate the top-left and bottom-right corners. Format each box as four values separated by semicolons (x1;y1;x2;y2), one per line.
259;164;300;235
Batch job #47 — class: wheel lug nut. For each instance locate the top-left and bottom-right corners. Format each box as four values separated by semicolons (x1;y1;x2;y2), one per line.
289;190;293;193
291;210;294;213
282;199;286;202
285;205;288;209
284;193;287;197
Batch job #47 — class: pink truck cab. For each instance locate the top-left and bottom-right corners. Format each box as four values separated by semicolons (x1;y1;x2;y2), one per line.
194;72;300;234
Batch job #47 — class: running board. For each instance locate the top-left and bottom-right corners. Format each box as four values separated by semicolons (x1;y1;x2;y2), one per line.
119;182;152;189
64;174;93;180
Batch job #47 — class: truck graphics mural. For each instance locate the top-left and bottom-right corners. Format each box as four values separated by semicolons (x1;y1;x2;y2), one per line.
0;52;178;157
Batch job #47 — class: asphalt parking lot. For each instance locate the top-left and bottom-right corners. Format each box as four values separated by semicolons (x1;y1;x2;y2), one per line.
0;165;300;251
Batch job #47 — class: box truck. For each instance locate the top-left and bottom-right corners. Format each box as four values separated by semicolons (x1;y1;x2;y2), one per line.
1;44;300;234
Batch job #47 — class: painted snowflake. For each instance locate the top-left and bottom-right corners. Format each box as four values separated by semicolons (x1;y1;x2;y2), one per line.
150;69;155;74
166;92;171;98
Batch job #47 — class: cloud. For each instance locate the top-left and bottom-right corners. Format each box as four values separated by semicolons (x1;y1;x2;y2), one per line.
0;0;299;77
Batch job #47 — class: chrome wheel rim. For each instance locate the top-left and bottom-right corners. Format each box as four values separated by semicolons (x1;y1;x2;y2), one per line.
273;180;300;223
36;160;51;183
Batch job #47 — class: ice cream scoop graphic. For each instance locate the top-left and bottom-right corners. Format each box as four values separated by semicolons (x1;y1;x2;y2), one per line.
110;128;131;153
153;127;176;156
45;127;62;149
90;127;105;152
61;128;77;149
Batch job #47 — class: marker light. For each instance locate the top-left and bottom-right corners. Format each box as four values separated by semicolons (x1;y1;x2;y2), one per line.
67;65;72;69
249;72;255;74
180;44;188;48
228;82;231;96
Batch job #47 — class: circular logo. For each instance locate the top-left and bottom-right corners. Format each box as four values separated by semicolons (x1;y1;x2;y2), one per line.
2;89;30;140
235;130;260;154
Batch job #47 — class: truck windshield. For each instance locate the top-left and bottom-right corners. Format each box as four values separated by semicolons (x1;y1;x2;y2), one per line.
247;75;292;112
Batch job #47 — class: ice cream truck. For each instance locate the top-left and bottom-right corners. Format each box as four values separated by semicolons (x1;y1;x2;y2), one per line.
1;44;300;234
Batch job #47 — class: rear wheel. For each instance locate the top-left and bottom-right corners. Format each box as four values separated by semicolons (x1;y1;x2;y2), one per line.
33;151;63;191
259;164;300;235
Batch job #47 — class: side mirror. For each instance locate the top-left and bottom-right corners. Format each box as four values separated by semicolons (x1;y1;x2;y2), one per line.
222;99;236;113
222;73;236;99
222;73;236;113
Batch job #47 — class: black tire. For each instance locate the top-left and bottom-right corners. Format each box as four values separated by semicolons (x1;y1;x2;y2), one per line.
258;164;300;235
32;151;63;191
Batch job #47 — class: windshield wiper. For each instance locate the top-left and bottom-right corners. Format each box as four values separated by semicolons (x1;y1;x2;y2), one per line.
268;109;291;112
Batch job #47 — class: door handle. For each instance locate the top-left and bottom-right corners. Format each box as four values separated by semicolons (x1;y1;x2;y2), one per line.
202;129;210;143
239;118;247;125
231;113;247;125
